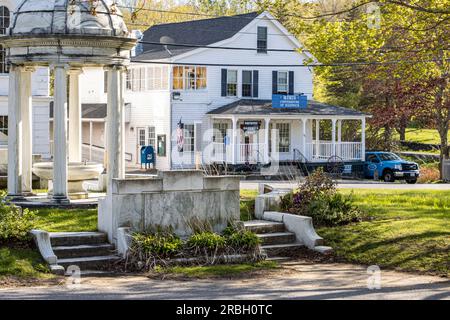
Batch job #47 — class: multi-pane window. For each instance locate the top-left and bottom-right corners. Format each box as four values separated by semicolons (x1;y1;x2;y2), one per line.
277;71;289;94
242;71;253;97
213;122;229;143
0;6;10;74
148;126;156;148
0;115;8;136
184;124;195;152
276;123;290;153
257;26;268;53
129;67;146;92
146;66;168;90
226;70;238;96
104;71;108;93
172;66;207;90
126;70;132;90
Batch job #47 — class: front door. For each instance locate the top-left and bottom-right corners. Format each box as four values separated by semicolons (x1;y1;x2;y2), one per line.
136;127;147;164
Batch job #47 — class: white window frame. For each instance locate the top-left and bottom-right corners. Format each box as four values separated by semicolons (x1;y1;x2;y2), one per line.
147;126;156;148
226;69;238;97
0;115;8;136
183;124;195;152
257;26;268;54
146;66;169;91
277;71;289;94
242;70;253;98
172;66;207;91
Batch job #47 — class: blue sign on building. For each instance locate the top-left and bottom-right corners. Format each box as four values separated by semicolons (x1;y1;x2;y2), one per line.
272;94;308;109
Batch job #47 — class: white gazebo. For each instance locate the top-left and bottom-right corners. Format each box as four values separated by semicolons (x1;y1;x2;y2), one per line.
1;0;136;203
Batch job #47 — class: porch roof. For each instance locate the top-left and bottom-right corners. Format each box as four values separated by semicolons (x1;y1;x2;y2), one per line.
207;99;370;117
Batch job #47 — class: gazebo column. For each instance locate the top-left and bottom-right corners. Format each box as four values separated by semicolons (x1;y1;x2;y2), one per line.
231;116;237;165
331;119;337;157
52;64;69;204
106;65;126;188
68;68;83;163
337;119;342;158
7;65;23;199
264;118;270;164
301;118;307;158
21;67;34;195
315;119;320;159
361;117;366;161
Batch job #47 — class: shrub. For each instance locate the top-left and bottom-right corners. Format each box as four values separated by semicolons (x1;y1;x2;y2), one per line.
187;232;226;251
280;169;361;227
0;194;36;243
418;164;440;183
307;192;361;227
130;231;183;258
226;230;260;250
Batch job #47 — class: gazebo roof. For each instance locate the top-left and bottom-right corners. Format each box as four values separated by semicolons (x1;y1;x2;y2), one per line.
9;0;128;37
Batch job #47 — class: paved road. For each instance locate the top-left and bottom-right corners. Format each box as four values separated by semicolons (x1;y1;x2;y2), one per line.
241;181;450;191
0;262;448;300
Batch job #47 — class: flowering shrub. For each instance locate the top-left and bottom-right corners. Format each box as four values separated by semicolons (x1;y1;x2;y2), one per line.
280;169;361;227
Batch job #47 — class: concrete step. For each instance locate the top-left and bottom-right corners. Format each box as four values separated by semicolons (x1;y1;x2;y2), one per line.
243;220;285;234
261;243;304;257
257;232;296;245
57;255;120;270
50;232;107;247
53;243;115;259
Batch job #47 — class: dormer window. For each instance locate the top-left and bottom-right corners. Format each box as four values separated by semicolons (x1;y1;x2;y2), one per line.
257;26;268;53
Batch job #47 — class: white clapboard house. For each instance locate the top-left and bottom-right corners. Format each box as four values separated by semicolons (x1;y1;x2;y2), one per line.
0;3;369;173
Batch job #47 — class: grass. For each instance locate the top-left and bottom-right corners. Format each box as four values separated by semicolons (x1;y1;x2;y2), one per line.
34;208;98;232
0;245;54;283
154;261;278;278
394;128;449;145
318;189;450;277
240;189;258;221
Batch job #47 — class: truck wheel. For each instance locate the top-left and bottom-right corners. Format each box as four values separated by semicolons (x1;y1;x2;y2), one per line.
406;178;418;184
383;170;395;183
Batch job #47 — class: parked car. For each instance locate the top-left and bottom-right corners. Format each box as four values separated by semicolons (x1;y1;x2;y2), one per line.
365;152;420;184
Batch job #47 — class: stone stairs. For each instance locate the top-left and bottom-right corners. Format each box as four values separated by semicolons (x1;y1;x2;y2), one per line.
49;232;119;272
243;220;303;260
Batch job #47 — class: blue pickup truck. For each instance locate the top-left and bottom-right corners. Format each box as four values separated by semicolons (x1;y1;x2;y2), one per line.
365;152;420;184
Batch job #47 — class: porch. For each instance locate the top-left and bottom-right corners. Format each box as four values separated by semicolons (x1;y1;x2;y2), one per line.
206;99;369;165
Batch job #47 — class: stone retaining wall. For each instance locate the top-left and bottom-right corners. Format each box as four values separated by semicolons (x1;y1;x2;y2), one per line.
98;171;241;243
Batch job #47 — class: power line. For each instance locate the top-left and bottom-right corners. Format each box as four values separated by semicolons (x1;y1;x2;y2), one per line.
131;58;450;68
137;40;303;53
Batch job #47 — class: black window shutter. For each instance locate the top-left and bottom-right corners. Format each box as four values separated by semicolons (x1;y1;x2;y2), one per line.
272;71;278;94
221;69;227;97
253;70;259;97
289;71;295;95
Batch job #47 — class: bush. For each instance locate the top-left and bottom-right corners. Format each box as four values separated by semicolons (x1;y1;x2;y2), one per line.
280;168;361;227
130;231;183;259
418;164;441;183
307;192;361;227
0;194;36;243
187;232;226;251
226;230;260;250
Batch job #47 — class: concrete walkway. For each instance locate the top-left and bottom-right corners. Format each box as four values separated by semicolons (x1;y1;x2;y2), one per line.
241;181;450;191
0;262;448;300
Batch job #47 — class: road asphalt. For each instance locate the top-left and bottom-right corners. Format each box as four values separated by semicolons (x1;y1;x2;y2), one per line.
0;262;448;300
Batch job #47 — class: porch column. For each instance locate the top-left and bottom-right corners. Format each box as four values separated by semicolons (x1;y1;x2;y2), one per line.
264;118;270;164
361;117;366;161
52;64;69;204
68;68;83;163
21;67;34;195
315;119;320;159
7;65;23;199
231;116;237;164
301;118;307;157
106;65;126;188
332;119;337;157
337;119;342;158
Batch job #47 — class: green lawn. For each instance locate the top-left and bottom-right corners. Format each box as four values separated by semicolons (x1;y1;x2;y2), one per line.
34;208;98;232
394;128;449;145
240;189;258;221
318;189;450;277
0;246;54;283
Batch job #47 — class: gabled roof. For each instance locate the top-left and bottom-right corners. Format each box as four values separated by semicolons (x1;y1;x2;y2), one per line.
207;99;369;117
133;12;260;61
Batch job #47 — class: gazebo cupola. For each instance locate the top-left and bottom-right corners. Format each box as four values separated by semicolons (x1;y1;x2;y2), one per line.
1;0;136;203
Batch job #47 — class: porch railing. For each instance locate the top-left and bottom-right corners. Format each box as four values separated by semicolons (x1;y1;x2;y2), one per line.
238;143;265;163
307;142;362;161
